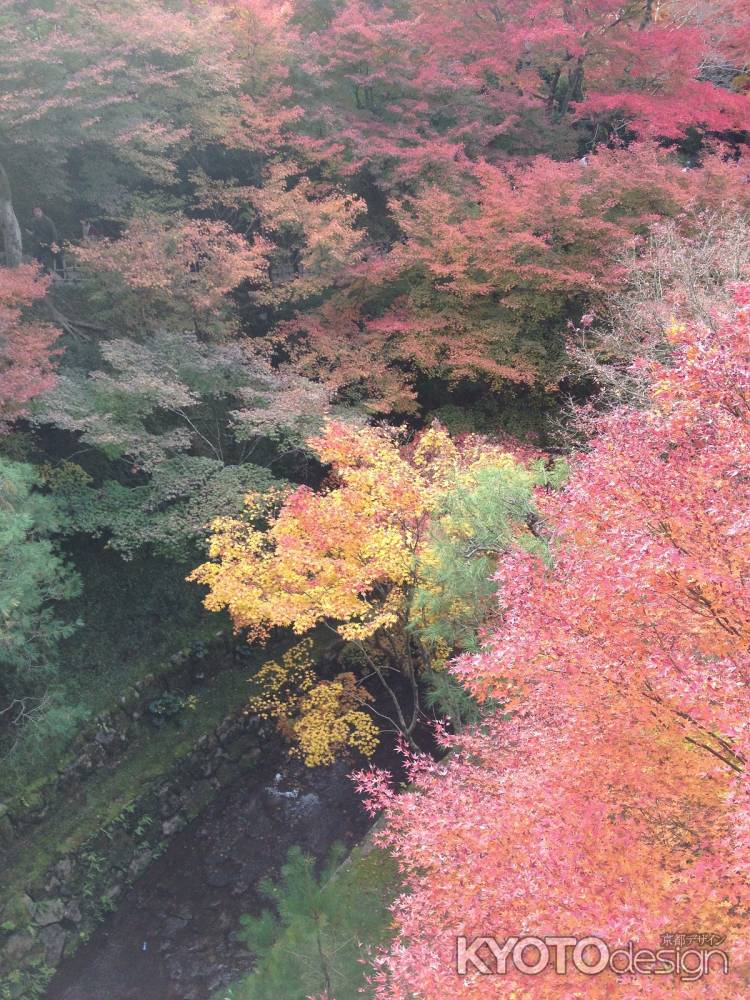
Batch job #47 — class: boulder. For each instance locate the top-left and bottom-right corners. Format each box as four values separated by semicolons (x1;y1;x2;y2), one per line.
32;898;65;927
3;931;35;962
39;923;67;965
161;814;185;838
64;900;82;925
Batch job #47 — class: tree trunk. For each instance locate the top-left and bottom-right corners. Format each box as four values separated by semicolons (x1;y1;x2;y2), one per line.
0;163;23;267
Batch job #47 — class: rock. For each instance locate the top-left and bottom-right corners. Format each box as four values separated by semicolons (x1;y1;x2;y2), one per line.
55;858;73;880
39;923;67;965
28;876;50;900
158;791;182;817
162;814;185;837
118;688;140;714
290;792;322;820
214;763;236;787
224;735;260;762
74;751;95;775
215;718;238;744
111;705;132;729
163;914;189;937
128;848;155;879
204;865;233;888
3;931;35;961
64;900;82;925
94;727;120;750
32;898;65;926
57;763;80;791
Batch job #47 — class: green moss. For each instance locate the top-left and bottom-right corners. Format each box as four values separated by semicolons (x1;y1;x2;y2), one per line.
0;540;229;799
1;655;263;893
3;629;336;900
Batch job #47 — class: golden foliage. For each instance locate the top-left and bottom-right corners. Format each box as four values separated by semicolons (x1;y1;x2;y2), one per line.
248;641;378;766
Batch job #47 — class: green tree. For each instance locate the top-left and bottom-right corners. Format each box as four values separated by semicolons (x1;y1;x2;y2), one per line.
35;330;329;557
413;457;567;656
413;455;566;729
227;845;398;1000
0;459;80;712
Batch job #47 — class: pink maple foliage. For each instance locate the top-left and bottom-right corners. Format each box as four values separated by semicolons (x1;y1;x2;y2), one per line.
0;265;60;428
357;284;750;997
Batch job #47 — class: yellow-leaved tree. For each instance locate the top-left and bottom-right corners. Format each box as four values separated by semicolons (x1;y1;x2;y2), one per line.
190;420;555;757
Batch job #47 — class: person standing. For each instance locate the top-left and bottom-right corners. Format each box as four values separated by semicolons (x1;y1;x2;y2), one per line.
28;206;62;274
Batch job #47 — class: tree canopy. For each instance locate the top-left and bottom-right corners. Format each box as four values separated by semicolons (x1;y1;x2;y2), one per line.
1;1;750;994
358;283;750;999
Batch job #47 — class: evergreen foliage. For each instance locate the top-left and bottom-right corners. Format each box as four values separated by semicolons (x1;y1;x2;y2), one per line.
0;458;80;711
225;845;399;1000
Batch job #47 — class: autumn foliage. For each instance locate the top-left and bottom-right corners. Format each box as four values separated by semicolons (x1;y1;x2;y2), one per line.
2;0;750;991
193;422;448;641
358;285;750;997
191;420;546;642
3;0;750;417
285;147;750;412
268;0;750;411
191;421;546;746
0;265;59;426
247;639;379;767
73;212;273;334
